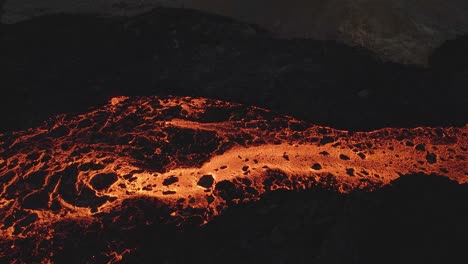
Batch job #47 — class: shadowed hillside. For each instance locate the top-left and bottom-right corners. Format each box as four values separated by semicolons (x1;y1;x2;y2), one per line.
0;8;467;133
3;0;468;64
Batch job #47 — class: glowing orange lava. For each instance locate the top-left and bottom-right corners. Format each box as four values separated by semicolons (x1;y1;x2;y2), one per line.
0;96;466;259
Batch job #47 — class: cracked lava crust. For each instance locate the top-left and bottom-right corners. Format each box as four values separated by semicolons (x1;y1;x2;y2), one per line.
0;96;466;261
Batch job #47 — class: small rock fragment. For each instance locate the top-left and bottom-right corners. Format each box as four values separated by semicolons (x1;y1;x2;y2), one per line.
197;174;214;188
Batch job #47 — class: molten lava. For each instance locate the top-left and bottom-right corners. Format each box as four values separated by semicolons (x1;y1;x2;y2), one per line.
0;96;466;260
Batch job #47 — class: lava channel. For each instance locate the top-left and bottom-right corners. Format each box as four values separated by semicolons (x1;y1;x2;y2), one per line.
0;96;466;259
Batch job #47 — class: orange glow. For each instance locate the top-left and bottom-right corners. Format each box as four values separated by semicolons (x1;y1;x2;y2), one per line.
0;96;466;256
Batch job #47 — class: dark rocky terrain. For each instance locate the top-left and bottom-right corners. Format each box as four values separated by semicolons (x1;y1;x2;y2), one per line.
0;7;467;264
0;8;467;133
120;174;468;264
4;0;468;65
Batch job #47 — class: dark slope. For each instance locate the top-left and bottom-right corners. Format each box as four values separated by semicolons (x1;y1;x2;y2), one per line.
0;8;466;133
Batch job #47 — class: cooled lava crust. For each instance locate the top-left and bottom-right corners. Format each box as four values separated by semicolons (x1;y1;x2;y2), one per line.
0;96;467;262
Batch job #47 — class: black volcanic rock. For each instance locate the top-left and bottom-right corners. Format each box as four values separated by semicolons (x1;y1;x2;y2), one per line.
162;176;179;186
311;163;322;170
197;174;215;188
340;154;351;160
90;173;118;191
426;152;437;164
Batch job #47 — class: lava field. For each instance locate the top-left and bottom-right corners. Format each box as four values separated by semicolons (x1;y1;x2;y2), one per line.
0;7;468;264
1;96;466;262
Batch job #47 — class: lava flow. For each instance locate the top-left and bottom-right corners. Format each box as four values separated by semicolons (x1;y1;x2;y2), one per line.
0;96;467;260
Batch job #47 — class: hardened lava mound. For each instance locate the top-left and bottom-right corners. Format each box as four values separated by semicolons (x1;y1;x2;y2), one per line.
0;96;467;261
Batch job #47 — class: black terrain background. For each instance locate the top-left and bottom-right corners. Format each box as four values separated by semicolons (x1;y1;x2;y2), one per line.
0;8;467;132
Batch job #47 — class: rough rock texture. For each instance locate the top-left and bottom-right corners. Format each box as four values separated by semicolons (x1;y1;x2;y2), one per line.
3;0;468;64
